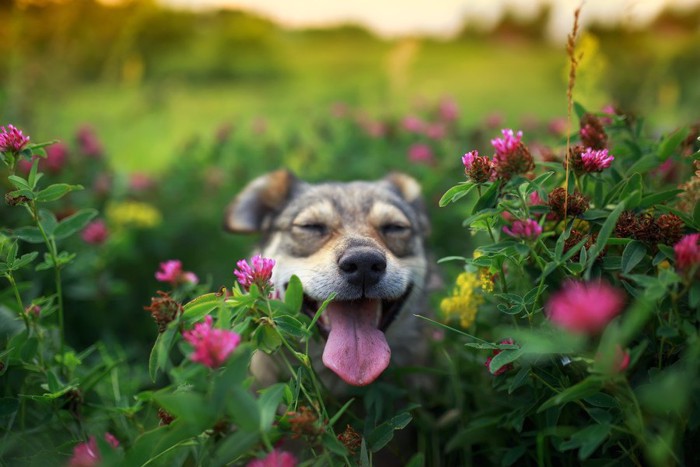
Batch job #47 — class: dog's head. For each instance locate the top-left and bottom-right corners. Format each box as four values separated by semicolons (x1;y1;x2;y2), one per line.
224;170;430;386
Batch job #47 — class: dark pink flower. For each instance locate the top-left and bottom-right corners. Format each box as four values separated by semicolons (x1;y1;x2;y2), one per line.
674;233;700;271
503;218;542;240
247;449;298;467
462;150;494;183
546;280;625;334
234;255;275;291
76;125;103;158
484;112;504;129
129;172;154;191
485;338;516;376
401;115;425;133
182;315;241;368
528;191;544;205
81;220;109;245
491;128;523;156
0;124;30;154
155;260;199;286
580;148;614;172
547;117;568;136
407;143;434;165
44;143;68;172
424;123;446;140
491;129;534;179
68;433;119;467
438;97;459;122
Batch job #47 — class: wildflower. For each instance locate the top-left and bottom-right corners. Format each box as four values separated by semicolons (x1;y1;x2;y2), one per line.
595;345;630;374
25;304;41;318
674;233;700;271
502;218;542;241
546;280;625;334
529;191;544;205
633;213;662;246
407;143;434;165
438;97;459;122
579;113;608;150
580;147;614;172
330;102;349;118
5;192;30;207
68;433;119;467
478;269;495;293
0;124;30;154
286;406;323;440
129;172;154;191
248;450;297;467
425;123;446;140
76;125;103;158
484;112;504;129
547;117;568;136
234;255;275;292
656;213;685;246
182;315;241;369
547;187;589;219
401;115;425;133
106;201;162;228
485;338;516;376
155;260;198;286
44;143;69;172
337;424;362;455
144;291;183;332
462;150;494;183
81;220;109;245
491;129;534;180
614;211;638;238
158;407;175;426
440;272;484;328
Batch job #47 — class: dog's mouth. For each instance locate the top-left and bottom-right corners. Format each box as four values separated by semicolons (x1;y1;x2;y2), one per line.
298;284;413;387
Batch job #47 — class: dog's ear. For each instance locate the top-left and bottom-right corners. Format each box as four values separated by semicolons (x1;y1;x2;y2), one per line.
384;172;431;236
224;170;298;233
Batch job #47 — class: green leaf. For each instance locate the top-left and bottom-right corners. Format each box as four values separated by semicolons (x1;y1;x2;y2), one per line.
274;314;308;339
211;431;260;467
284;275;303;313
182;293;222;322
638;189;683;209
621;241;647;274
13;226;45;244
439;182;475;207
560;424;611;460
626;154;660;176
35;183;83;202
227;386;260;432
53;208;98;240
149;323;179;382
538;377;602;412
367;412;412;452
8;175;31;191
322;432;349;456
574;102;587;119
155;392;216;428
472;182;500;213
488;347;524;374
258;383;285;431
658;127;690;160
586;200;626;275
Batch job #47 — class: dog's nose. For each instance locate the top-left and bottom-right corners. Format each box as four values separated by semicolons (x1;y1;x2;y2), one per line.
338;248;387;288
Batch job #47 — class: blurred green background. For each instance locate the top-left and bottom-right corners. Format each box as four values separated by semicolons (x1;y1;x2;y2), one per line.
2;0;699;172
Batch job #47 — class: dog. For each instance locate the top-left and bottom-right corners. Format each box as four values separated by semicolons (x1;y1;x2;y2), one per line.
224;170;432;392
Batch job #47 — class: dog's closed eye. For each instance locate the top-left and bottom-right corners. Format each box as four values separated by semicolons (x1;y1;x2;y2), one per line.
293;223;329;235
380;223;411;235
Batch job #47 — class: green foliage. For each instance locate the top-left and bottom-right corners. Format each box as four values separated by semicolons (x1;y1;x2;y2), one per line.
436;104;700;465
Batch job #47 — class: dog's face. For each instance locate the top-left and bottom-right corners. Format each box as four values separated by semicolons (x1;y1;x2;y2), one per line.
225;170;430;387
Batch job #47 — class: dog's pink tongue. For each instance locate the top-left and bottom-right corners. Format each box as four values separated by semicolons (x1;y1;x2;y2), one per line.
322;300;390;386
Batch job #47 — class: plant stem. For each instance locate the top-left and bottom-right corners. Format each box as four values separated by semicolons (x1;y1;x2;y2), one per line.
6;273;30;331
31;202;65;371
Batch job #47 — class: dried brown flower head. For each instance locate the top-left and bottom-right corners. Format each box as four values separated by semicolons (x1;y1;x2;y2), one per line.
144;291;183;332
548;187;589;219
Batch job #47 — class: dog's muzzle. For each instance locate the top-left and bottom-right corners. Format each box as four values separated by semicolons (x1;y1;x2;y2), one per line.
298;246;413;387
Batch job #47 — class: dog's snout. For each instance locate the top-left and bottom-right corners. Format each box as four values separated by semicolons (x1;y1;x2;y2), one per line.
338;248;387;288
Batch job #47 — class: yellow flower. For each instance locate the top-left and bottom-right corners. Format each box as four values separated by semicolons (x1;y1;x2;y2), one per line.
440;272;484;329
106;201;162;229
